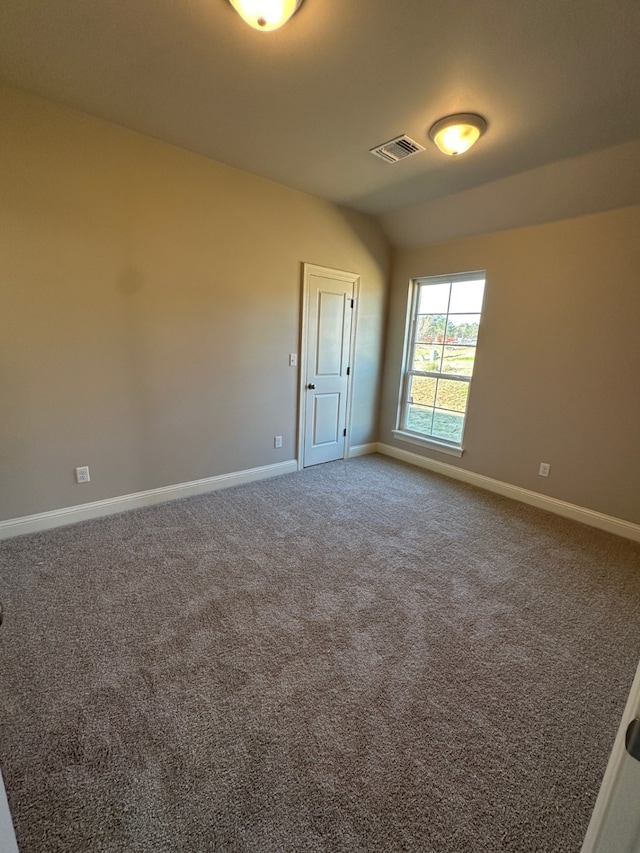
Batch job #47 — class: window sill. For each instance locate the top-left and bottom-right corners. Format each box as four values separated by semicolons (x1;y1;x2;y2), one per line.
392;430;464;458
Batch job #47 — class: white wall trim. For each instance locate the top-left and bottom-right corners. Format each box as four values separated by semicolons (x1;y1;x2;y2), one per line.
0;460;297;541
348;442;379;458
391;430;464;458
3;443;638;544
377;442;640;543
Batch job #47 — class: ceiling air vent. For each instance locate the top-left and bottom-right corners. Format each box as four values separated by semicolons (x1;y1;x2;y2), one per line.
370;134;425;163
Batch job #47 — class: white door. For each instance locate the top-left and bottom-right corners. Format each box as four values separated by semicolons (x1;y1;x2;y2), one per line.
582;659;640;853
300;265;358;468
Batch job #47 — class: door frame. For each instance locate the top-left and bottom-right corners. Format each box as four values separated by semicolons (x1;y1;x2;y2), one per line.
297;263;360;471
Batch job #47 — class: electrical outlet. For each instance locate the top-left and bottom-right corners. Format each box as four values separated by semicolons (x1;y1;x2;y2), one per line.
289;353;297;367
274;435;283;449
75;465;90;484
538;462;550;478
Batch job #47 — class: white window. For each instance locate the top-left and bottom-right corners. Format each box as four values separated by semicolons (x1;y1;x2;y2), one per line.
395;271;486;455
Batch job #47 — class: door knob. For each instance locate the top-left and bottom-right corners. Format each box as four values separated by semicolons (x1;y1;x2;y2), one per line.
307;383;316;389
626;718;640;761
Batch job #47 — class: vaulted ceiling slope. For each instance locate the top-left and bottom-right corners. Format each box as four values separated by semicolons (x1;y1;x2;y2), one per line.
2;0;640;245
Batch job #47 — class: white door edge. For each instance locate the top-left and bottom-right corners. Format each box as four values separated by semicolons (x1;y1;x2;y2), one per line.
0;769;19;853
581;658;640;852
297;263;360;470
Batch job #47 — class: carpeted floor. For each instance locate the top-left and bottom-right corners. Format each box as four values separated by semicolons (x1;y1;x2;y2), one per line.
1;455;639;852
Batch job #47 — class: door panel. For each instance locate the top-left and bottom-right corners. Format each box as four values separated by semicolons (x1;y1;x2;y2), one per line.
316;291;347;375
312;393;341;446
302;268;356;468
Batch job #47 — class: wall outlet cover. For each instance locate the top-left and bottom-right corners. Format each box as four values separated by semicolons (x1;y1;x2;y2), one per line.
75;466;91;483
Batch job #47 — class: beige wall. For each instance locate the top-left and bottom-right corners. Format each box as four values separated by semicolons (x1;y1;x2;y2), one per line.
379;206;640;525
3;82;638;529
0;85;390;521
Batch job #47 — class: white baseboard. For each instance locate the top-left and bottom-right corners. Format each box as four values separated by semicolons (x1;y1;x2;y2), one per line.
3;446;638;544
377;442;640;543
348;442;379;458
0;460;298;541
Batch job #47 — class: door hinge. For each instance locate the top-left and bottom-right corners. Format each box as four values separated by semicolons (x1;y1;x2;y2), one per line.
346;366;350;376
350;299;354;308
343;428;347;437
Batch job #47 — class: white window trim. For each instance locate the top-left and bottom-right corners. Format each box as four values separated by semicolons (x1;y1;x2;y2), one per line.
395;270;486;452
391;429;464;458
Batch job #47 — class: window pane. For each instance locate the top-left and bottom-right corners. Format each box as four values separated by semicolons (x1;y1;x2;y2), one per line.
399;272;485;449
435;378;469;413
444;314;481;345
409;375;437;407
406;405;433;435
418;283;450;315
406;404;434;435
412;344;442;372
431;410;464;444
449;279;484;313
416;315;446;343
441;345;476;376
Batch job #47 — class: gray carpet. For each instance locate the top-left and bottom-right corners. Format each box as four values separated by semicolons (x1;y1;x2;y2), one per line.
1;455;639;852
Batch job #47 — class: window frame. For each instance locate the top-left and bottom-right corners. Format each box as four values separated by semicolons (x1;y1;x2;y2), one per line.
393;270;486;457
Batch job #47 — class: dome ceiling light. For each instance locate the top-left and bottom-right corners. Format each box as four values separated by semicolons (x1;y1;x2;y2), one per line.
228;0;305;31
429;113;487;156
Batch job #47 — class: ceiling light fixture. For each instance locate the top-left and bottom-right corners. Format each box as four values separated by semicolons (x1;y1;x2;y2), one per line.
228;0;304;31
429;113;487;156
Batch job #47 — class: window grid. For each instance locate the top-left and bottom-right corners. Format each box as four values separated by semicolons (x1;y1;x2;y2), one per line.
399;273;485;448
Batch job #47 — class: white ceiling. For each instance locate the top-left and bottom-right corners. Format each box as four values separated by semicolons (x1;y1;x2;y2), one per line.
2;0;640;246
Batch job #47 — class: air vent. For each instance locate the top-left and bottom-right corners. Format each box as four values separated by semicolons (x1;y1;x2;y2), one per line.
370;134;425;163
